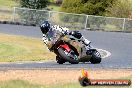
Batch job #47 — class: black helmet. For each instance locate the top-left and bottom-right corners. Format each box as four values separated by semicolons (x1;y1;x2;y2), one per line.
40;21;50;34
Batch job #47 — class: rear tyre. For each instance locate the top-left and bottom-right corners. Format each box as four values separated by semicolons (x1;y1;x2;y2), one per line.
90;50;101;64
56;56;65;64
58;48;79;64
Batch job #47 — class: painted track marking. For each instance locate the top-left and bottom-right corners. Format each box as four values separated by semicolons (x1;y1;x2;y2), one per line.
97;49;111;58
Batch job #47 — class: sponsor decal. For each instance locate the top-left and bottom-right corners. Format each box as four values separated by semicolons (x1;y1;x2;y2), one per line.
79;68;131;86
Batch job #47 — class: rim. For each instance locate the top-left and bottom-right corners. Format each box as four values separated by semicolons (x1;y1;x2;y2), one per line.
94;51;101;58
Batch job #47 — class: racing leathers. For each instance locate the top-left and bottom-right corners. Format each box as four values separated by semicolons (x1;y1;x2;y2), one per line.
42;25;91;50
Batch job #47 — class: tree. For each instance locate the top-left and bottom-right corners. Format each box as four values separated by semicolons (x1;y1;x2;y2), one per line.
19;0;49;9
17;0;49;25
106;0;132;18
61;0;115;15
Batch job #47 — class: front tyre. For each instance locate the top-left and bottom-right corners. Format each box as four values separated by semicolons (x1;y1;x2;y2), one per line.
58;48;79;64
56;56;65;64
90;50;101;64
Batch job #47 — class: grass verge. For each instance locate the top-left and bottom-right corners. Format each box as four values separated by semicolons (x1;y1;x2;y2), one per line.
0;0;18;8
0;76;131;88
0;69;131;88
0;33;55;62
0;80;45;88
0;12;13;21
48;0;61;11
47;4;60;11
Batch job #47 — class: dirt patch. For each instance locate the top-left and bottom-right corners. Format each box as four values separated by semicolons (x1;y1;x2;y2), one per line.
0;69;132;84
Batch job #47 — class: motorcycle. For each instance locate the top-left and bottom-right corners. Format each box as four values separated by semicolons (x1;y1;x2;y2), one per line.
45;30;102;64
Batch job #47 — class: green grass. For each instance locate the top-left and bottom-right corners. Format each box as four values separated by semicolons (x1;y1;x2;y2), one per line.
0;76;131;88
0;33;55;62
48;0;61;11
0;12;13;21
47;4;60;11
0;0;19;21
0;80;45;88
49;82;132;88
0;0;18;8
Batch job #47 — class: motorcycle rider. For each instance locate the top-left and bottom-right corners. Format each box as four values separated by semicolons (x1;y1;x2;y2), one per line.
40;21;91;50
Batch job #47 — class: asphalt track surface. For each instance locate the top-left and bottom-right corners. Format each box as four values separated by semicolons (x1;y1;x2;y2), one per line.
0;24;132;69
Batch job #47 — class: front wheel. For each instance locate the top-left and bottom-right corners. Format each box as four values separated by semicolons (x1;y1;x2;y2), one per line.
58;48;79;64
56;56;65;64
90;50;102;64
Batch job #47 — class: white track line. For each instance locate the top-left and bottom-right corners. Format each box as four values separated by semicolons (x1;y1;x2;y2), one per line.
36;62;45;63
16;63;24;64
97;48;111;58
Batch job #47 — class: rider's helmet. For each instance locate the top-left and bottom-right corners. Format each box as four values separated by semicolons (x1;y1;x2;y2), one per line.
40;21;50;34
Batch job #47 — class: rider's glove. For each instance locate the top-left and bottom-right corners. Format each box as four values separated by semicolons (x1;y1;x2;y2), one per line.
69;31;82;39
69;31;74;35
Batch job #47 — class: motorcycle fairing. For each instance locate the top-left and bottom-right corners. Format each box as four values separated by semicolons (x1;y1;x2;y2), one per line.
59;44;71;52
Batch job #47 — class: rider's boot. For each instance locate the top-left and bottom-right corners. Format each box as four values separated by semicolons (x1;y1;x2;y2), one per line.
81;36;91;50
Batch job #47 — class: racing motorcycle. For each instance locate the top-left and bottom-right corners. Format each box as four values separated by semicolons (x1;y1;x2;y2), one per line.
45;30;102;64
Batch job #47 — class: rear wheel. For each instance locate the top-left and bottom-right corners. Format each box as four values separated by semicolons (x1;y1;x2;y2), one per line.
58;48;79;64
90;50;101;64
